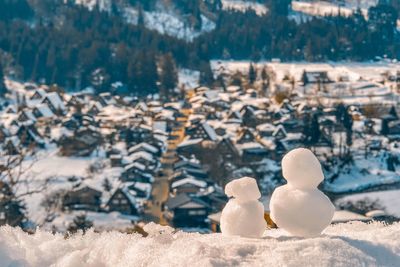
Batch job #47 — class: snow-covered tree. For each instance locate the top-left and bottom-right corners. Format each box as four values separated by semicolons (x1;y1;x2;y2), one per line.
67;214;93;234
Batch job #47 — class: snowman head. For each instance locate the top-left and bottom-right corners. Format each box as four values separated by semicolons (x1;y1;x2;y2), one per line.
282;148;324;190
225;177;261;203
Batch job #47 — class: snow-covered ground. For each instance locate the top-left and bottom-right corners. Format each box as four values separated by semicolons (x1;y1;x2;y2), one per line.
8;146;124;227
292;1;355;17
178;69;200;89
336;190;400;217
291;0;379;18
1;222;399;267
212;60;400;105
221;0;268;16
124;7;215;41
291;0;400;29
212;60;400;83
74;0;111;11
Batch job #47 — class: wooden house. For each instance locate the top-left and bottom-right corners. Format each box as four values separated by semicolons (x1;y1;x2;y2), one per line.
215;138;240;163
236;128;257;144
62;186;102;211
18;110;36;123
164;193;210;228
0;126;10;143
30;89;46;101
273;124;288;140
107;187;138;215
240;105;258;127
170;177;208;195
41;92;66;115
186;122;218;142
16;123;45;148
302;71;333;85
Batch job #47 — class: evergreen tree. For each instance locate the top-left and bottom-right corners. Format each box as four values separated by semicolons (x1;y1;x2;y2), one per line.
199;61;214;86
0;182;25;227
302;113;313;145
261;67;268;82
160;54;178;99
310;114;321;145
381;119;390;135
248;63;256;85
137;4;145;27
389;105;398;119
102;178;112;192
0;61;6;97
67;214;93;234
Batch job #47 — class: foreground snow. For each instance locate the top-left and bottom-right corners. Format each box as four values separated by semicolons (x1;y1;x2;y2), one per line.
1;222;399;267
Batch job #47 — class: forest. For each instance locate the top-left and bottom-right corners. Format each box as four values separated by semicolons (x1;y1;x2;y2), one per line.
0;0;399;95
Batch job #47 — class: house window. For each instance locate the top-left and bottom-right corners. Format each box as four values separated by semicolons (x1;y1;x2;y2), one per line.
113;199;119;205
0;212;5;220
188;210;206;216
121;199;128;204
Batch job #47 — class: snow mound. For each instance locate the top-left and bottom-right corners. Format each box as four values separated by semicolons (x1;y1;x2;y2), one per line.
1;222;399;267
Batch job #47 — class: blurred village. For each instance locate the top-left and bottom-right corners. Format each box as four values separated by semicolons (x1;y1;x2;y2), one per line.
1;61;400;233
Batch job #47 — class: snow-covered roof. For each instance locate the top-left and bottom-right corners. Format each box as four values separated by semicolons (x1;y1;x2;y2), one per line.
128;143;159;155
177;138;203;148
43;92;66;111
126;151;154;163
34;104;54;118
201;122;218;141
171;177;207;189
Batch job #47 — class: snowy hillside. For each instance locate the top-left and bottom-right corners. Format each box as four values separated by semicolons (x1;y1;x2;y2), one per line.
70;0;216;41
124;8;215;41
74;0;112;11
336;190;400;218
1;222;399;266
221;0;268;16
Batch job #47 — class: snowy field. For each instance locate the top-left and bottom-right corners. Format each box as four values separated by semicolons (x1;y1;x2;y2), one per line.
212;60;400;82
336;190;400;218
212;60;400;105
291;0;378;18
291;0;400;29
292;1;355;17
0;222;399;267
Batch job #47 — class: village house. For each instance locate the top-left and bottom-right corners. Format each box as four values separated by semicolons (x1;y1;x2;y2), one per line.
62;186;102;212
106;187;138;215
164;193;210;228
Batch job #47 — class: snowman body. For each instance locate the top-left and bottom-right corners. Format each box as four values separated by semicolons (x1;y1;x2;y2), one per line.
270;148;335;238
220;177;266;238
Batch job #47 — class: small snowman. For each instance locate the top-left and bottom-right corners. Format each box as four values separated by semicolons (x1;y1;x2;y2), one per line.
269;148;335;238
220;177;266;238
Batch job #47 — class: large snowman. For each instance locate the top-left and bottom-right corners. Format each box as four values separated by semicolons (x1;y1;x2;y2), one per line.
269;148;335;237
220;177;266;238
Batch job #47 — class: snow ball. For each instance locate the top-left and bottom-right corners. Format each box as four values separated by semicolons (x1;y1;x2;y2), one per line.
221;199;266;238
282;148;324;189
224;177;261;202
269;185;335;238
221;177;266;238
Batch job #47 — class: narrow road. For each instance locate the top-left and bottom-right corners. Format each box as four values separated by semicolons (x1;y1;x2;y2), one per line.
144;93;192;225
